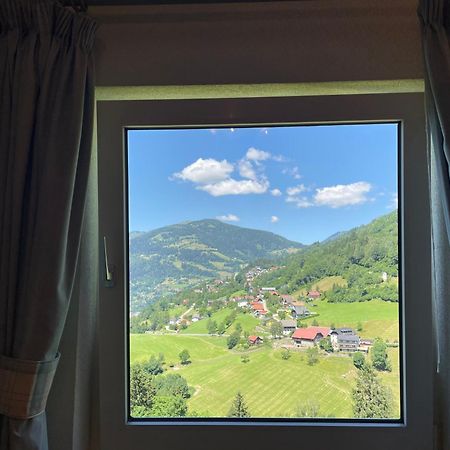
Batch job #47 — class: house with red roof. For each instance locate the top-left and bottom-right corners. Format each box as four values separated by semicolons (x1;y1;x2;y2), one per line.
307;290;321;299
248;335;263;345
250;301;264;310
292;326;331;347
250;301;267;317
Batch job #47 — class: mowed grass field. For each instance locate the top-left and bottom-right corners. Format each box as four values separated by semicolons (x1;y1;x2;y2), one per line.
130;334;400;418
305;299;399;342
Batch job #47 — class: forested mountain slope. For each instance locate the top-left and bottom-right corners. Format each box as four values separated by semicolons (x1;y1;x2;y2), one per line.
254;211;398;302
130;219;303;311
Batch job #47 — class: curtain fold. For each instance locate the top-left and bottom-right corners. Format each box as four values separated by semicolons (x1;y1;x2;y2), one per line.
0;1;96;449
418;0;450;449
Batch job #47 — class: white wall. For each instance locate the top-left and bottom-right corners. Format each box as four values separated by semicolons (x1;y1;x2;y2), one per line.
47;3;424;449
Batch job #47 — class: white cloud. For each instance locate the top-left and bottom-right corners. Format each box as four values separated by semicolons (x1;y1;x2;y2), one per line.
286;195;314;208
285;184;311;207
272;154;287;162
270;188;282;197
238;159;257;180
286;184;307;196
295;197;314;208
270;215;279;223
282;166;302;179
199;178;269;196
173;147;283;198
216;214;240;222
314;182;372;208
173;158;233;184
246;147;271;161
260;128;269;135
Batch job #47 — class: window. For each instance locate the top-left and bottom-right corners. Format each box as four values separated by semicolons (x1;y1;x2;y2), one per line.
97;93;432;449
126;123;401;421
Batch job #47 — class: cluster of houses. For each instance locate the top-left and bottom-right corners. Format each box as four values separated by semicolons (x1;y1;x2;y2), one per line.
231;287;320;320
291;326;372;352
249;325;371;352
245;266;281;289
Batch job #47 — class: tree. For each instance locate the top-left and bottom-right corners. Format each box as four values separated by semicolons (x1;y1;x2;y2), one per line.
144;354;164;375
217;321;226;335
154;373;191;399
129;364;156;417
306;346;319;365
227;331;240;349
371;338;392;371
270;321;283;339
312;319;319;326
330;322;336;330
225;311;237;326
235;322;242;334
297;319;307;328
352;365;393;418
207;319;217;335
357;321;363;332
150;395;188;417
227;392;250;418
278;310;286;320
353;351;366;369
319;336;333;353
241;354;250;363
281;348;291;360
179;349;191;365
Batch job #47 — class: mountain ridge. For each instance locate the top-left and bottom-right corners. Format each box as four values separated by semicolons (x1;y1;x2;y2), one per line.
130;219;304;311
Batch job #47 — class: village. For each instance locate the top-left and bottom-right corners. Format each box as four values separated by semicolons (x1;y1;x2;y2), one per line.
158;265;375;355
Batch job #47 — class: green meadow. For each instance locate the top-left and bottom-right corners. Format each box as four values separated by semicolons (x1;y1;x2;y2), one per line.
303;299;399;342
130;334;400;418
292;275;348;297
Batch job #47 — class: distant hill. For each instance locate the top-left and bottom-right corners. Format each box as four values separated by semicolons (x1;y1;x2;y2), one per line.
130;219;304;311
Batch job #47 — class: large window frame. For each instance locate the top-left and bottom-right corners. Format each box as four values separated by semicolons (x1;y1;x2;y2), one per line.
97;93;432;450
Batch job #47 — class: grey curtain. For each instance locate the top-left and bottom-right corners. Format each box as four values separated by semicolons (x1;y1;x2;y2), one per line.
0;0;96;449
418;1;450;449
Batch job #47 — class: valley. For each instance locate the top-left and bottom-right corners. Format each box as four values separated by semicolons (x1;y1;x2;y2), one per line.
129;211;400;420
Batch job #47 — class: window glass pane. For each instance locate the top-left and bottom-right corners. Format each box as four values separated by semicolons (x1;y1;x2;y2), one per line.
127;123;400;421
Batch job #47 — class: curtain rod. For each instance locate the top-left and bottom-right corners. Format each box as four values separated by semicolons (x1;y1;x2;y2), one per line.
87;0;315;5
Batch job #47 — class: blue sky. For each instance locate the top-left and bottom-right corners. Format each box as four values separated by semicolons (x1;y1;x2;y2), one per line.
127;124;398;244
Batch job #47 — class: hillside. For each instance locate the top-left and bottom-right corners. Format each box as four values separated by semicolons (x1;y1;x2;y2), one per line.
132;211;399;330
130;219;303;311
254;211;398;302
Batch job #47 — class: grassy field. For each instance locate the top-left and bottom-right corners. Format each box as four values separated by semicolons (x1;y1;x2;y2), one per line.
130;334;400;418
292;276;348;297
130;333;228;365
304;299;399;342
228;313;260;334
167;305;188;318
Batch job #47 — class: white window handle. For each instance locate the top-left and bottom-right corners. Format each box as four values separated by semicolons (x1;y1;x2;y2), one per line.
103;236;114;287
